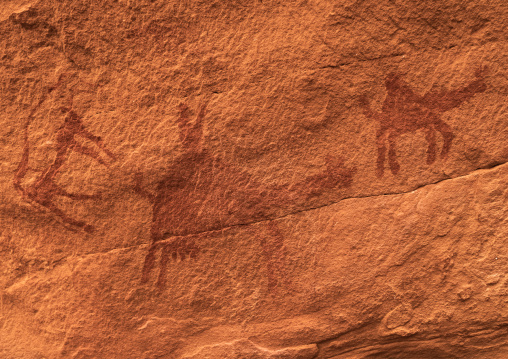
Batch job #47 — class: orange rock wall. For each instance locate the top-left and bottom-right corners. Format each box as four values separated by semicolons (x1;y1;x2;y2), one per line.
0;0;507;358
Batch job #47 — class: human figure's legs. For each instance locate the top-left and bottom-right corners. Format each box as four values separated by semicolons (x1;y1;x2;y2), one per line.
376;130;388;177
435;120;454;159
425;128;437;164
387;132;400;175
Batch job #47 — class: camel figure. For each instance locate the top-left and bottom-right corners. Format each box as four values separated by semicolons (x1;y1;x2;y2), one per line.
361;67;488;177
14;83;116;233
134;102;356;290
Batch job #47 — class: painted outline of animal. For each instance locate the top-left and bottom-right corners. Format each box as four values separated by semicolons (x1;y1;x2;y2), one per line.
14;78;116;233
361;67;488;177
134;101;357;290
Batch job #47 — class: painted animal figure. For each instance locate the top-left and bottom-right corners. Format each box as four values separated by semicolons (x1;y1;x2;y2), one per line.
361;67;487;177
14;81;116;233
134;102;356;290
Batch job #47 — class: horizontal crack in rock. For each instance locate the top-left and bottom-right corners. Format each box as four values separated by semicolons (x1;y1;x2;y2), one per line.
5;160;507;282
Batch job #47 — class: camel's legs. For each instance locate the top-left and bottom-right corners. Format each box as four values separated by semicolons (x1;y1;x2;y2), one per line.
156;242;171;289
387;132;400;175
261;222;287;293
435;120;454;159
425;128;437;164
141;235;201;288
141;242;159;283
376;130;388;178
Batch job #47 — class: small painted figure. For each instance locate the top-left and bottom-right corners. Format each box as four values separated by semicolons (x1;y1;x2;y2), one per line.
361;67;488;177
14;80;116;233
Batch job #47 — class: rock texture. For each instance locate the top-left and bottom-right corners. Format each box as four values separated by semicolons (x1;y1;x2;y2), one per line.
0;0;507;358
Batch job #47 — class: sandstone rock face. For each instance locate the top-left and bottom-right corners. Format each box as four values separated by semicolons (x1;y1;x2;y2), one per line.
0;0;507;358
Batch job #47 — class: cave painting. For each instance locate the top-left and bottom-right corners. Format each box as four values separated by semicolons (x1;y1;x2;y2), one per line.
14;77;116;233
134;102;356;291
361;67;488;177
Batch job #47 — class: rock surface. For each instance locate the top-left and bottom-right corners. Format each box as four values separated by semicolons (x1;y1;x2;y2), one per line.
0;0;507;358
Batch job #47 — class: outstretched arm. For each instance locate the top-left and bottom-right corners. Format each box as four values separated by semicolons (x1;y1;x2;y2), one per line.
78;129;117;161
70;140;110;166
70;111;116;161
42;200;94;233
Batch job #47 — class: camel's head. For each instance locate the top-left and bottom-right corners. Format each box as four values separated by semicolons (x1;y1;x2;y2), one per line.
178;102;189;114
385;72;402;88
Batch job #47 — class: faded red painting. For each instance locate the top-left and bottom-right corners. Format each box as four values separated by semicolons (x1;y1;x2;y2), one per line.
361;67;488;177
14;76;116;233
135;102;356;291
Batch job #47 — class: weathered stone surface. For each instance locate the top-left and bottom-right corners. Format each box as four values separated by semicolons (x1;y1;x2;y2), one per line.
0;0;507;358
181;340;318;359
